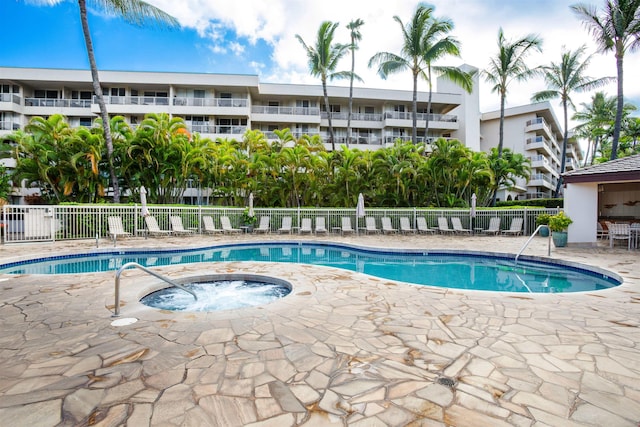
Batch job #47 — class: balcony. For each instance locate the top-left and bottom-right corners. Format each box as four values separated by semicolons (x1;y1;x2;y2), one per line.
252;105;320;124
528;173;556;190
25;98;92;108
527;154;553;173
0;121;21;131
524;116;553;138
174;97;248;108
189;124;247;135
264;130;320;140
320;111;383;121
382;111;458;130
0;93;21;104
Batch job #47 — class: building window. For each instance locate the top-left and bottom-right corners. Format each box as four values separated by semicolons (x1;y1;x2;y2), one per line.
110;88;125;97
394;105;405;112
268;101;279;107
194;90;205;98
364;106;375;114
297;100;310;108
34;90;58;99
79;117;93;127
219;92;232;98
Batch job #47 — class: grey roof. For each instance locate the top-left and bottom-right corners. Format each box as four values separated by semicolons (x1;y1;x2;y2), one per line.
563;154;640;183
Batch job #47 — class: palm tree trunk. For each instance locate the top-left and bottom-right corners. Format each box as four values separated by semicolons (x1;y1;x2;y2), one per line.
78;0;120;203
424;77;433;143
611;49;624;160
491;92;506;206
411;71;418;144
322;79;336;151
347;48;355;148
554;99;568;198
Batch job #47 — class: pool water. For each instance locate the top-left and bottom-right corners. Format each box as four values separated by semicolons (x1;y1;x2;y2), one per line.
0;243;620;293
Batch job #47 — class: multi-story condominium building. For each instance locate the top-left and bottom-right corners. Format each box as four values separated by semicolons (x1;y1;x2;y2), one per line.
480;103;583;201
0;66;578;202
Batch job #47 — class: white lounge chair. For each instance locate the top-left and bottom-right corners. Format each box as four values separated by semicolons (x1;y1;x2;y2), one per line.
608;223;631;249
481;217;501;235
451;217;471;234
341;217;355;235
202;215;222;234
399;217;415;234
278;216;292;234
437;217;454;234
220;216;241;234
364;217;380;234
144;215;172;237
416;217;436;234
381;217;397;234
315;217;328;235
299;218;313;234
253;216;271;233
108;216;132;242
502;218;524;236
170;216;195;235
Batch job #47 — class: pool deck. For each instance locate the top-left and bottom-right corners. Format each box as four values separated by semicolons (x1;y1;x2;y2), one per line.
0;233;639;426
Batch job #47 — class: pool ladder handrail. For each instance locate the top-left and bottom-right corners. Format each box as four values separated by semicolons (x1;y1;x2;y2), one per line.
515;225;551;262
113;261;197;317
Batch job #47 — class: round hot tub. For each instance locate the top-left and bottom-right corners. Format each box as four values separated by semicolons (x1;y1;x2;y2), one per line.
140;274;292;312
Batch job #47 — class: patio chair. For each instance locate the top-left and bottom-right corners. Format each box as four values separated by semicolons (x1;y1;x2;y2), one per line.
341;217;355;235
608;223;631;249
416;217;436;234
481;217;501;235
437;217;454;234
399;217;415;234
597;222;608;240
170;216;195;235
381;217;397;234
278;216;292;234
202;215;222;234
501;217;524;236
364;216;380;234
299;218;313;234
315;217;328;235
144;215;172;237
108;216;132;242
220;216;241;234
253;216;271;234
451;217;471;234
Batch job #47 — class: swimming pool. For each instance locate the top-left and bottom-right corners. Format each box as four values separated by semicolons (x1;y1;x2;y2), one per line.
0;242;620;293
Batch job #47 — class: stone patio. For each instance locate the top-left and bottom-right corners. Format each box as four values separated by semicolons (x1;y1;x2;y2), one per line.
0;233;638;426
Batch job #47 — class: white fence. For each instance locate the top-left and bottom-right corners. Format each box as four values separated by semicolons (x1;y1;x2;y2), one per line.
0;205;559;244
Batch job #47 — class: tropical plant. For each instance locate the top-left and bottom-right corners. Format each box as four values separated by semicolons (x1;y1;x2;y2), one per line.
346;18;365;147
486;147;531;206
548;211;573;232
572;0;640;160
531;45;613;197
296;21;355;151
369;4;435;144
536;213;551;225
572;91;617;165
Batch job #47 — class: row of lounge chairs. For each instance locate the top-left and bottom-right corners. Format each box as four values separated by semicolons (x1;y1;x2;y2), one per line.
108;215;525;239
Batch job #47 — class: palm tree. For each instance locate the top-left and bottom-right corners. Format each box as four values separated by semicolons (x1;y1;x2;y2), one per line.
531;46;613;197
573;91;617;164
419;16;474;137
75;0;178;202
346;18;365;147
296;21;352;151
369;4;433;145
572;0;640;160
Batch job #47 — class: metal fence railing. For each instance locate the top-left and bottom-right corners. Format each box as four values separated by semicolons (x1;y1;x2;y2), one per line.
0;205;559;244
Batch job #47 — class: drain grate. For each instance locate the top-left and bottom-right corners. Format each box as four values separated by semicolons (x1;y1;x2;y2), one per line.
437;376;456;388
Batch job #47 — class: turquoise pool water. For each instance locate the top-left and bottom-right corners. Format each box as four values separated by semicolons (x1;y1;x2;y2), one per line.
0;242;620;293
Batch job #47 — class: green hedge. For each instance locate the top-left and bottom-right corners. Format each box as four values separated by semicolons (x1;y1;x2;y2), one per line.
496;198;563;208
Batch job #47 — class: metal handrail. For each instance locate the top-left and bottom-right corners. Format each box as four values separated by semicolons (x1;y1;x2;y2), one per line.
113;262;197;317
515;225;551;262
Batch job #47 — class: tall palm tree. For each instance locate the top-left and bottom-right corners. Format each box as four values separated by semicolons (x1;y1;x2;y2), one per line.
369;4;433;145
76;0;178;202
296;21;352;151
572;91;617;164
346;18;365;147
420;15;474;137
572;0;640;160
483;28;541;205
531;46;613;197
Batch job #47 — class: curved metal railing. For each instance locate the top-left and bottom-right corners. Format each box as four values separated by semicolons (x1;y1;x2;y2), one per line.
515;225;551;262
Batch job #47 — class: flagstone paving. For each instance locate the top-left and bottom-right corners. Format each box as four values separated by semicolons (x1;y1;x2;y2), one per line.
0;234;639;426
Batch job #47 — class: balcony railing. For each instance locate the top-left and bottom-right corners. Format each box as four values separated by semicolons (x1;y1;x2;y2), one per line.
190;124;247;134
252;106;320;115
263;130;320;140
173;97;248;108
0;94;21;104
320;112;383;121
25;98;92;108
0;121;20;131
525;117;547;127
383;111;457;122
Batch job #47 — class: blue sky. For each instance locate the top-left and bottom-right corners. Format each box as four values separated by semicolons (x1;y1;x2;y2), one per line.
1;0;638;118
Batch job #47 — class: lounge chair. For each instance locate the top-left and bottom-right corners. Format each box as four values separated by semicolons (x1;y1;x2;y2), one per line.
220;216;241;234
108;216;132;242
170;216;195;235
381;217;397;234
437;217;454;234
315;217;328;235
253;216;271;233
144;215;172;237
597;222;608;240
481;217;501;235
416;217;436;234
451;217;471;234
502;218;524;236
341;217;355;235
364;217;380;234
399;217;415;234
278;216;292;234
202;215;222;234
608;223;631;249
299;218;313;234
